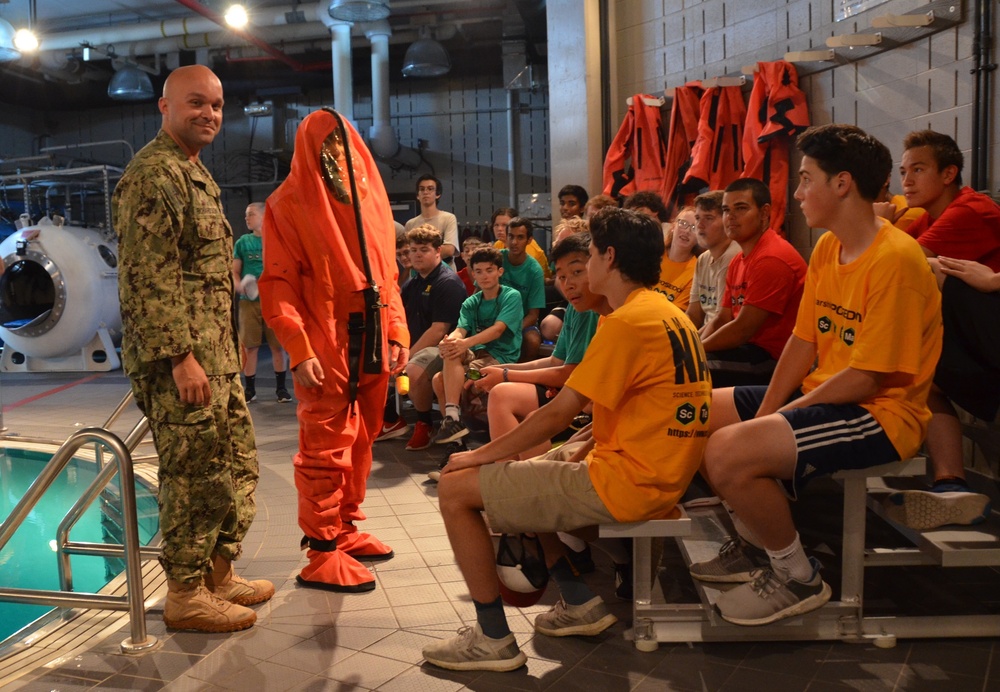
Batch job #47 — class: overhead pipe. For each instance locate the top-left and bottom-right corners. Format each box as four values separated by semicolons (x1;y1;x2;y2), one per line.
366;21;421;168
322;17;354;122
35;2;330;52
171;0;330;72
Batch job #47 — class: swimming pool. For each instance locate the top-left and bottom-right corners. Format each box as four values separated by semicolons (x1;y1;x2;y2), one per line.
0;445;158;646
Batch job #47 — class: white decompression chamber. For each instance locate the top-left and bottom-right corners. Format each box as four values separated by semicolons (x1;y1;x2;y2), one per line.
0;164;123;372
0;217;121;372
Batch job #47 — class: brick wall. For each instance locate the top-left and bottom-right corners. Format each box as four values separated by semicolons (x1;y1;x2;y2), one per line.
612;0;997;257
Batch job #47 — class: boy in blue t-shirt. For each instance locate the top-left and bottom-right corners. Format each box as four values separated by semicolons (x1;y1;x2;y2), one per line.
432;246;524;445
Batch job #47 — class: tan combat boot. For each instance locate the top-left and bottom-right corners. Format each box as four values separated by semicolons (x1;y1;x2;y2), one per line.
164;579;257;632
205;554;275;606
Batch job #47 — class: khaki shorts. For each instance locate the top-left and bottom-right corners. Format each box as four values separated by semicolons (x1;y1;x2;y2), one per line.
462;350;498;373
238;299;281;352
409;346;444;379
479;447;616;535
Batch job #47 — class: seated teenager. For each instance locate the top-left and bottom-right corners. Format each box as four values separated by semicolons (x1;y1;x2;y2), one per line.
623;189;671;243
491;206;551;281
558;184;589;220
873;177;923;232
498;217;546;361
430;246;524;446
881;130;1000;528
687;190;740;331
398;226;472;450
690;124;942;626
456;235;484;296
421;207;710;672
476;232;606;459
700;178;807;387
652;205;699;309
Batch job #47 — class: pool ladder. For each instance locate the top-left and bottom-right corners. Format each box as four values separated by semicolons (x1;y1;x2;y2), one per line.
0;392;158;654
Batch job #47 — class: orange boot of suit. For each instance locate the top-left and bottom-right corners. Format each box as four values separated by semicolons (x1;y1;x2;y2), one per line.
296;536;376;593
338;522;394;562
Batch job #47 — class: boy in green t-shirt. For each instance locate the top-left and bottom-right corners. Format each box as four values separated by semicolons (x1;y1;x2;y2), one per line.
432;246;524;444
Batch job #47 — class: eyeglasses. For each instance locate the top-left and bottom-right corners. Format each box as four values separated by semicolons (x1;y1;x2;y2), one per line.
675;219;696;231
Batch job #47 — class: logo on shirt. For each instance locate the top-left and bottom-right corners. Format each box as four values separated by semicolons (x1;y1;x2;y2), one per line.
676;402;696;425
700;403;710;425
815;300;863;323
818;305;859;347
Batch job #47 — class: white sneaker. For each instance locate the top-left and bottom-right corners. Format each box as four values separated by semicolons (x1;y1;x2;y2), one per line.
422;624;526;672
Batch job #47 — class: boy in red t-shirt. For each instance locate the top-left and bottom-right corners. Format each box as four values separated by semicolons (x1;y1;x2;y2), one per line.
883;131;1000;529
700;178;807;387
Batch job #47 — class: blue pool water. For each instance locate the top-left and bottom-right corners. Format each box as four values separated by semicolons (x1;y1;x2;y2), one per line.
0;446;159;644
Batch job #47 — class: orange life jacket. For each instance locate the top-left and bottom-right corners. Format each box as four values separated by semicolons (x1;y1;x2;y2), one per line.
741;61;810;235
602;94;668;199
685;85;746;194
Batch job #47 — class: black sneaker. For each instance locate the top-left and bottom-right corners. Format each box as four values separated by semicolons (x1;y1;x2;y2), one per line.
276;388;292;403
433;417;469;445
245;386;256;403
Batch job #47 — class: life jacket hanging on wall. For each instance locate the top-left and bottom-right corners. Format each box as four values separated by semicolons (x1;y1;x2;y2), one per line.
741;60;811;236
602;93;669;200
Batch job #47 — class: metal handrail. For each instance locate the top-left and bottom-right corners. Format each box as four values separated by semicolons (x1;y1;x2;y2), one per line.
95;391;140;470
0;427;157;654
59;417;160;593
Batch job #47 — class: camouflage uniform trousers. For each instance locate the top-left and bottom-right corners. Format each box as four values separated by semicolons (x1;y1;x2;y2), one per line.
130;368;258;583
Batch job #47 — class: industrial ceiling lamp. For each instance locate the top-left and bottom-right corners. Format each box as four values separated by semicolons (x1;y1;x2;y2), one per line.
328;1;390;22
402;29;451;78
108;65;155;101
0;18;21;62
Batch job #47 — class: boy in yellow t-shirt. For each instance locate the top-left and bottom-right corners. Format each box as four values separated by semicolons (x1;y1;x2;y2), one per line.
421;208;711;673
690;124;942;627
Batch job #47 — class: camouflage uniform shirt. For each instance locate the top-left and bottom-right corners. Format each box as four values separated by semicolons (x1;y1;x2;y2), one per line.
114;130;240;377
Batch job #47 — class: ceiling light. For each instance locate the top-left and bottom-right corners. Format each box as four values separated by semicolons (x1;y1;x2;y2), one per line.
402;37;451;78
224;4;248;29
328;1;390;23
0;18;21;62
13;28;37;53
108;66;155;101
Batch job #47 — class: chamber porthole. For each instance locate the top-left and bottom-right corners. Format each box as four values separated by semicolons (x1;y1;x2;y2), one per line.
0;259;56;326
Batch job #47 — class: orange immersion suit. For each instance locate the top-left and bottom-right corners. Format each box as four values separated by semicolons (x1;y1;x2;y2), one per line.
602;94;668;199
684;85;746;194
259;109;409;592
741;61;810;235
661;82;704;218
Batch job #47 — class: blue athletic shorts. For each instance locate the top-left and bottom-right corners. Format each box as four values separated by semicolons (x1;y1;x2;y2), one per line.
732;386;900;500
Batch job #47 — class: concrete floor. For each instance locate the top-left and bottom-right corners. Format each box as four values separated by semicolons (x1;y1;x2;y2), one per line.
1;367;999;691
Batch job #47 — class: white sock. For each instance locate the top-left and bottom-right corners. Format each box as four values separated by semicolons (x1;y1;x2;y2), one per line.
445;404;460;421
766;533;814;582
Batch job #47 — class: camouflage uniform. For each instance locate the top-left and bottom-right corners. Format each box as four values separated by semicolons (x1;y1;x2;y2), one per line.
113;130;258;584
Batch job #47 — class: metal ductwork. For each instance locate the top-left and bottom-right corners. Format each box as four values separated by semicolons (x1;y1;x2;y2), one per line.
365;21;421;169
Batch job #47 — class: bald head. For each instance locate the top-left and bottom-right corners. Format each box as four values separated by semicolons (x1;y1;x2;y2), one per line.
162;64;220;99
159;65;224;160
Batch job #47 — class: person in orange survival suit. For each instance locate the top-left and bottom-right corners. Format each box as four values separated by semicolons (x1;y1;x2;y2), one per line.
259;109;410;592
